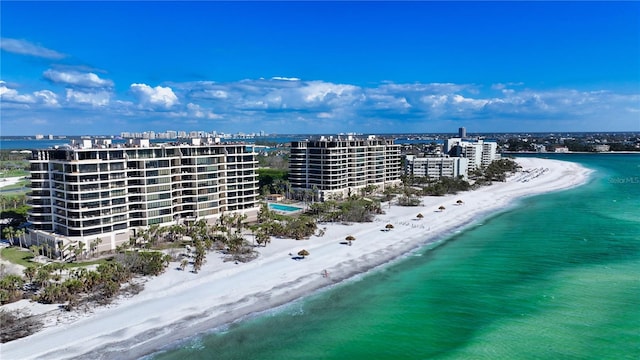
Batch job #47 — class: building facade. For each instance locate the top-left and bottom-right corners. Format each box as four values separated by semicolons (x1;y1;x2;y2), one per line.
27;138;259;253
289;135;402;201
405;155;469;180
444;138;499;170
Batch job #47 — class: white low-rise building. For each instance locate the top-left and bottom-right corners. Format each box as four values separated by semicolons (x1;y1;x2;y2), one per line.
405;155;469;180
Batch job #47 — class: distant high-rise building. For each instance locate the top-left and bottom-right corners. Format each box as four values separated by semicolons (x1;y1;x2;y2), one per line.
458;127;466;138
165;130;177;139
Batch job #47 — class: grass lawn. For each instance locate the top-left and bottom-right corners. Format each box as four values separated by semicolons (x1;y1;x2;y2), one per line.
1;246;113;269
0;246;35;267
0;169;29;178
0;180;30;191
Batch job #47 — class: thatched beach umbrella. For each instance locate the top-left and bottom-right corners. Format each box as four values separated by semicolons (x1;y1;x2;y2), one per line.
298;249;310;258
385;223;394;231
456;199;464;205
416;213;424;219
345;235;356;246
438;205;446;211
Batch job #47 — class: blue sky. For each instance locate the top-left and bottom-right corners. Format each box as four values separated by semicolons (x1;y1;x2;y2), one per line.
1;1;639;136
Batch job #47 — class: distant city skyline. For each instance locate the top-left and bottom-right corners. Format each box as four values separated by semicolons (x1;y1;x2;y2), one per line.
1;1;639;136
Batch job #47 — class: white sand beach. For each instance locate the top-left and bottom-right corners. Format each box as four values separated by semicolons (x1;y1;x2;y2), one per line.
0;177;25;190
0;157;593;360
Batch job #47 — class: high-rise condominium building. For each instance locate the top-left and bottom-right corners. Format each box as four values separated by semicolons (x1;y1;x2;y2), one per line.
27;138;259;253
289;135;402;201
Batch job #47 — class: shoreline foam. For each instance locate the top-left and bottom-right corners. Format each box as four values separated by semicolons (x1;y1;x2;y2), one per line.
0;157;593;360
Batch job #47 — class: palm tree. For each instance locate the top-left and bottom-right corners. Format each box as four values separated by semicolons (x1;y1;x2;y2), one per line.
29;245;41;258
89;237;103;258
35;267;51;288
297;249;309;259
257;202;274;223
0;274;24;303
43;243;52;259
77;241;86;260
254;227;271;247
180;258;189;271
438;205;446;212
2;226;15;246
23;266;37;284
15;228;25;249
345;235;356;246
416;213;424;220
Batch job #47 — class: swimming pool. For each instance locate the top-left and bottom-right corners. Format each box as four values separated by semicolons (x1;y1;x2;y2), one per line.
268;203;303;212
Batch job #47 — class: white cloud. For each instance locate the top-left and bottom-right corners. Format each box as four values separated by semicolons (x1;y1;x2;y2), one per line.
0;82;60;108
65;89;110;107
34;90;59;106
3;76;639;135
271;76;301;81
185;103;222;119
200;90;229;99
0;82;35;104
451;94;489;108
130;83;179;108
0;38;66;59
44;69;114;88
298;81;360;104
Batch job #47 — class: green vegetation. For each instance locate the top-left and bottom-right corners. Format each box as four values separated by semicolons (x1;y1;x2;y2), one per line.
64;258;113;269
256;150;288;169
0;247;34;267
0;179;30;192
0;249;171;330
257;168;288;196
563;139;592;152
307;197;382;223
0;150;31;162
0;195;29;224
0;246;113;270
0;170;29;178
474;158;521;184
0;150;30;181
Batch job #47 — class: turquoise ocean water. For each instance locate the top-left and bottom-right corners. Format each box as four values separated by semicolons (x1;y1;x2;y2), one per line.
149;154;639;360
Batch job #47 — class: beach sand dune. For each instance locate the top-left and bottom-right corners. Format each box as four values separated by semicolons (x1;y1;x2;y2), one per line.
0;157;592;360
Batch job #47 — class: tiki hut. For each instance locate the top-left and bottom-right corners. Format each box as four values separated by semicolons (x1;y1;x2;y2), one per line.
345;235;356;246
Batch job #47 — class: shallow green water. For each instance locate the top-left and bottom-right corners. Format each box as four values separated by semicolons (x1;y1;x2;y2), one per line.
150;154;640;360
